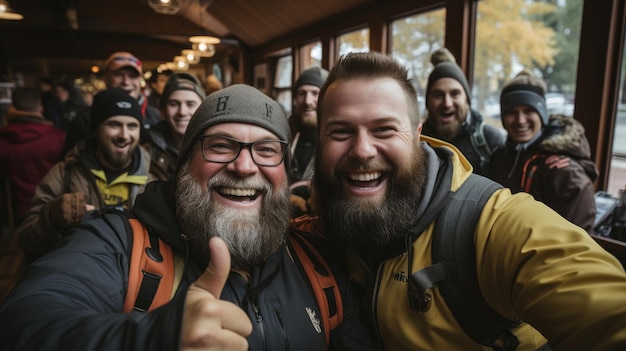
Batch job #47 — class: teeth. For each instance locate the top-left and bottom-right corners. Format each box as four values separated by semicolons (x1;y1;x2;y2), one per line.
218;187;257;197
349;172;381;181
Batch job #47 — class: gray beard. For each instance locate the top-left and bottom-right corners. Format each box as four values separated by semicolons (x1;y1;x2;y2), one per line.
175;165;291;268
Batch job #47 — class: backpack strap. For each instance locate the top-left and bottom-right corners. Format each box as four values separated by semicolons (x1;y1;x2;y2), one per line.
411;175;522;351
123;218;176;312
470;121;493;172
288;231;343;346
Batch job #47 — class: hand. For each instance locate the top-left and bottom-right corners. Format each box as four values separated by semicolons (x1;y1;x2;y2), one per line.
49;192;88;228
180;237;252;350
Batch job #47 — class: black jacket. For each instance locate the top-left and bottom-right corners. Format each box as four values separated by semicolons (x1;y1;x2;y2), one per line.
0;180;375;351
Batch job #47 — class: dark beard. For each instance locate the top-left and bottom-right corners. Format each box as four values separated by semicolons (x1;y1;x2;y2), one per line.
175;165;290;268
314;140;427;248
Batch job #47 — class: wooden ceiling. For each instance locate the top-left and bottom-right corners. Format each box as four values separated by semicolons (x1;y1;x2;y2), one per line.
0;0;375;77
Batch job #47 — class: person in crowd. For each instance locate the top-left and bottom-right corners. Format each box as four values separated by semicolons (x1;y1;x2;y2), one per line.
146;68;172;110
16;88;155;262
305;51;626;350
288;66;329;217
489;70;598;232
103;51;161;130
0;84;376;351
0;88;66;225
203;74;223;95
422;48;505;176
39;76;63;128
143;72;205;180
55;78;90;129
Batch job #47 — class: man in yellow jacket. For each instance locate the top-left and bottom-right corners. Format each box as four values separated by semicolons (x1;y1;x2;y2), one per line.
305;51;626;350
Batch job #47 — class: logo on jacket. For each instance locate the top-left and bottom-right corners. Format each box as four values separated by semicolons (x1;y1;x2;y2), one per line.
306;307;322;334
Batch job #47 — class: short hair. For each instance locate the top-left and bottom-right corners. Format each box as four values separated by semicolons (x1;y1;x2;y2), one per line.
318;51;420;128
11;88;42;112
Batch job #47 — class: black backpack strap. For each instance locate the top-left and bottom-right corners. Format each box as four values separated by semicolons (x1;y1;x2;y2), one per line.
412;174;522;350
470;121;493;171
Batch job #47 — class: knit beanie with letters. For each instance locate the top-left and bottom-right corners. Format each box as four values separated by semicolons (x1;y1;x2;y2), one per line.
293;66;329;93
159;73;206;109
426;48;471;105
90;88;143;133
178;84;291;167
500;70;549;126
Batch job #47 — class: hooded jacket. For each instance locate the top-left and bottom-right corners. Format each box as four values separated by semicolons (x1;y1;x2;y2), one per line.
0;113;66;222
16;136;155;259
0;180;376;351
297;136;626;350
489;115;598;232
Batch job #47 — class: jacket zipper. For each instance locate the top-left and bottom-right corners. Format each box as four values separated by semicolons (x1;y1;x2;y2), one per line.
250;292;267;350
274;308;291;350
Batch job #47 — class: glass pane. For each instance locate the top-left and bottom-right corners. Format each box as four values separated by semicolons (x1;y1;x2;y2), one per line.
336;27;370;60
274;55;293;88
607;32;626;195
474;0;583;130
390;8;446;115
300;41;322;70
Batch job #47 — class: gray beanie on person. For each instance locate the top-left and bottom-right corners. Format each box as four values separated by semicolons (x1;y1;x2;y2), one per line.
500;70;549;126
293;66;329;92
426;48;471;105
178;84;291;167
159;73;206;109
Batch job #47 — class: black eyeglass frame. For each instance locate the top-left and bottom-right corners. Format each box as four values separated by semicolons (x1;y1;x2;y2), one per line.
197;135;288;167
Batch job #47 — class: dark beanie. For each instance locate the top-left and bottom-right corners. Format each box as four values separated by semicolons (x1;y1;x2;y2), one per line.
159;73;206;109
500;70;548;126
178;84;291;167
90;88;143;133
426;48;471;105
293;67;329;92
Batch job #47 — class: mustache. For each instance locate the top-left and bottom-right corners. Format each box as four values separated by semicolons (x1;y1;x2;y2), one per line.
206;172;272;192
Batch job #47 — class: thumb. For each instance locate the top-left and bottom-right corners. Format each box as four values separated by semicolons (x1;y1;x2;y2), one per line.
193;237;231;298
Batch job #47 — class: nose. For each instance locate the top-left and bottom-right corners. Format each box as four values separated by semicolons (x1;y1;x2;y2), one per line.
305;92;317;106
443;93;453;107
226;146;258;176
348;132;377;161
118;125;131;139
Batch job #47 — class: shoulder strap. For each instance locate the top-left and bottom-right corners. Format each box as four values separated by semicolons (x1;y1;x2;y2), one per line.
288;232;343;347
411;175;521;351
470;121;492;171
123;218;176;312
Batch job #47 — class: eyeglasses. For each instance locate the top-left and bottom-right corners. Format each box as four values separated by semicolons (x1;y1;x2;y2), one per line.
198;135;287;167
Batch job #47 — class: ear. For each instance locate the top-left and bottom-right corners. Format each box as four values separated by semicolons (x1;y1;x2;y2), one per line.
415;122;423;141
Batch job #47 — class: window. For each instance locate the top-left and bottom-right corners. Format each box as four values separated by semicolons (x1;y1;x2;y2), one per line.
336;27;370;60
607;31;626;195
473;0;583;129
300;41;322;70
273;55;293;115
389;8;446;115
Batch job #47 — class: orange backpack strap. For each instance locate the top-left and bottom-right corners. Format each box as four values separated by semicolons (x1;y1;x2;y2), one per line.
123;218;175;312
288;231;343;346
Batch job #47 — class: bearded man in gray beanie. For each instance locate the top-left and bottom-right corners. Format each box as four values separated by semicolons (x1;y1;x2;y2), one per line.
0;84;376;351
422;48;505;176
16;88;156;262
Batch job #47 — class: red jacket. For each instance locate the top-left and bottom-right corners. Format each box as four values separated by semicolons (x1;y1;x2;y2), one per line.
0;112;66;223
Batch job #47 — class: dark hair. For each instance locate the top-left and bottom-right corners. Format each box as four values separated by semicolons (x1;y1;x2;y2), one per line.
12;87;42;112
318;51;420;128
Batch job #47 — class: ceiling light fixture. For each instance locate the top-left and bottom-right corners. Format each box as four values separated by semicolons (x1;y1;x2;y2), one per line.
173;56;189;71
189;36;219;57
181;49;200;64
0;0;23;20
147;0;180;15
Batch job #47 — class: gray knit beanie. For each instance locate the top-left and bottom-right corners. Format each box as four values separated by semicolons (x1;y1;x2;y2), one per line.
178;84;291;167
159;73;206;109
426;48;471;105
293;66;329;93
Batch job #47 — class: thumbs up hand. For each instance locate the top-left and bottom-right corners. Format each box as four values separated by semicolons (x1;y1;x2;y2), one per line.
180;237;253;350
